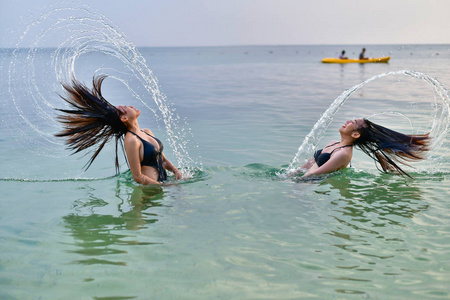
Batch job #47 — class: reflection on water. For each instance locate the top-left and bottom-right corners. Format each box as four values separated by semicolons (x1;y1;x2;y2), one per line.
117;184;166;231
315;173;431;294
62;185;165;266
358;64;365;97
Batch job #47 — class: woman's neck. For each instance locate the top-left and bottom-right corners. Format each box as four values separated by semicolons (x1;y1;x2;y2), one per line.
340;135;355;146
127;120;140;133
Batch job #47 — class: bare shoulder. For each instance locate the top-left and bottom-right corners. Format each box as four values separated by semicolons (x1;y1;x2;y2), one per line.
124;132;140;147
330;146;352;163
142;128;154;135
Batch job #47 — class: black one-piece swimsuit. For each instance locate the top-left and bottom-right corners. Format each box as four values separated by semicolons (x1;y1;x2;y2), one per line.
128;130;167;182
314;142;351;167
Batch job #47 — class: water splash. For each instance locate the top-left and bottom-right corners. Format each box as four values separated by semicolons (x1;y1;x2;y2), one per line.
6;2;200;179
283;70;450;176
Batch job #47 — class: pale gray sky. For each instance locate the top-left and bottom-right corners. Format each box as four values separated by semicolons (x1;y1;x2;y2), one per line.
1;0;450;47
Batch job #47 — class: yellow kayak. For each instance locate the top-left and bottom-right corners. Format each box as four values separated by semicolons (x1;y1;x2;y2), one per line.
321;56;390;64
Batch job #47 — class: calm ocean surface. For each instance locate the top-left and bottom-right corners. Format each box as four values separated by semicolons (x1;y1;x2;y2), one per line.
1;44;450;299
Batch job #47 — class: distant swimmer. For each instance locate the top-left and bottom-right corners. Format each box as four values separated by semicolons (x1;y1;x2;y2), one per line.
359;48;368;60
288;118;431;178
339;50;348;59
55;75;182;185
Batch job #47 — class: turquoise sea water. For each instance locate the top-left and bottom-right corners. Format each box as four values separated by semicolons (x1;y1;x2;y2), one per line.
1;9;450;300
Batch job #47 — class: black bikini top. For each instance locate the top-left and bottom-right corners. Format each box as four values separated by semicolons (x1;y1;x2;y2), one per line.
127;130;167;182
314;142;352;167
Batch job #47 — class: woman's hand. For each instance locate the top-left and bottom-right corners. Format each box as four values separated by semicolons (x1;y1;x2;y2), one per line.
174;169;183;180
285;168;302;178
162;154;182;180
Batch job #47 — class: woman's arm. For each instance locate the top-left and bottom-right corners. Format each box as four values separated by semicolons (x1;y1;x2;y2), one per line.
287;141;340;177
303;150;350;177
162;154;182;180
124;135;161;185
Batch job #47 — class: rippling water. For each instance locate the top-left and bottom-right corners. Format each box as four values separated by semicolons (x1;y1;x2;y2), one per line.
1;6;450;299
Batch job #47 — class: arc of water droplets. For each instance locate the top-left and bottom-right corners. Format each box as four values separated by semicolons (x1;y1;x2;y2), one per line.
8;4;199;175
285;70;450;174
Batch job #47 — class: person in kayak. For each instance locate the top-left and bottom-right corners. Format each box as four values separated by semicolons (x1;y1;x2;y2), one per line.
55;75;182;185
359;48;368;60
339;50;348;59
289;118;431;178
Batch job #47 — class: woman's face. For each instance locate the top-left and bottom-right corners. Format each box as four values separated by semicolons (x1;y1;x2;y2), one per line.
339;118;364;135
117;105;141;123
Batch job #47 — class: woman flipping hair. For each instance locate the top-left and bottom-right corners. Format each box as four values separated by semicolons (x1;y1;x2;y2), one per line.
294;118;431;178
55;75;182;185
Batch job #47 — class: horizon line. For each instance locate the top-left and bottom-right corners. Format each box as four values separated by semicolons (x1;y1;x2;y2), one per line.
2;42;450;50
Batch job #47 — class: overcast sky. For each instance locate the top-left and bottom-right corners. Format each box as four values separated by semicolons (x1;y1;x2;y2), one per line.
1;0;450;47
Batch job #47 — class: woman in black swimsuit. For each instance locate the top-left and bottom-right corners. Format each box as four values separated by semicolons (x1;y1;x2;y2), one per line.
55;75;181;185
298;118;431;178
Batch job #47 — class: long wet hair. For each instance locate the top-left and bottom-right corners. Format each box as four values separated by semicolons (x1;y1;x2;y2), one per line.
354;119;431;178
55;75;128;173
